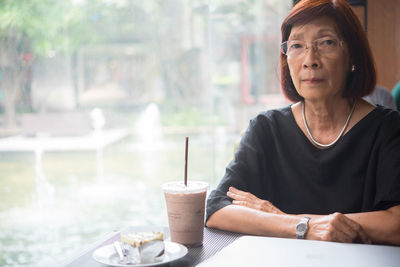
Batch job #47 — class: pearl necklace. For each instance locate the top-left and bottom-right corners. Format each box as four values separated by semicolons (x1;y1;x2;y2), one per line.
302;100;356;148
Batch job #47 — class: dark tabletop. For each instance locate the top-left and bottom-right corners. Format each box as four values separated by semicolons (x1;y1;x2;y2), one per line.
60;227;243;267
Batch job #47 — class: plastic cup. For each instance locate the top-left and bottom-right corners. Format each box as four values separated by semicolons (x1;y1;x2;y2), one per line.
162;181;208;247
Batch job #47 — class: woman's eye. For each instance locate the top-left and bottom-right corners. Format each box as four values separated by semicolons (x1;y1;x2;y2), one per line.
320;39;336;46
290;42;303;49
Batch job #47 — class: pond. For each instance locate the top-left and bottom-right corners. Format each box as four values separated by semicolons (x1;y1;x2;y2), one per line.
0;132;236;267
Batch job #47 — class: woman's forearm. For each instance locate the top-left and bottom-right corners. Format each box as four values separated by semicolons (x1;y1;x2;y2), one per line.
207;205;400;245
223;187;400;245
206;204;300;238
298;206;400;245
345;206;400;245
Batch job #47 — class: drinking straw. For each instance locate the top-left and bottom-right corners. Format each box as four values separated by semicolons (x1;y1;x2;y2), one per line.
184;136;188;186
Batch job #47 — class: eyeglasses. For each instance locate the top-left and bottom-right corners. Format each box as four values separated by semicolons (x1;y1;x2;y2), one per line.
281;37;344;58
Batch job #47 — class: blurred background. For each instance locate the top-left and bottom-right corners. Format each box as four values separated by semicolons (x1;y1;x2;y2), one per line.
0;0;398;266
0;0;290;266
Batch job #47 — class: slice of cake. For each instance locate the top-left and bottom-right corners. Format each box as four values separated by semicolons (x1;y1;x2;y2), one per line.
121;231;164;247
121;231;165;263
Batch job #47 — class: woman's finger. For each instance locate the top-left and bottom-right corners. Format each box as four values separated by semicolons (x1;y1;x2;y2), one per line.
228;186;243;194
228;187;285;214
336;214;371;244
311;213;372;244
232;196;276;213
328;213;359;242
227;191;248;201
229;187;258;201
232;200;254;209
229;187;252;198
332;225;356;243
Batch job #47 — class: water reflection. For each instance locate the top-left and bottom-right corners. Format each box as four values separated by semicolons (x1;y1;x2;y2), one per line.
34;148;55;222
0;132;234;267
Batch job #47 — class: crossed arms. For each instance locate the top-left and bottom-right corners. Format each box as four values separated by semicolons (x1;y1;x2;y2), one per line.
206;187;400;246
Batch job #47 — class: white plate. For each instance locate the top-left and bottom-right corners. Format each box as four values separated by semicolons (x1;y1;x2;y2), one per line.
92;241;188;267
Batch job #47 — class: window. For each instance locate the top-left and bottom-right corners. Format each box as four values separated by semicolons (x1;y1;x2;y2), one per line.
0;0;291;266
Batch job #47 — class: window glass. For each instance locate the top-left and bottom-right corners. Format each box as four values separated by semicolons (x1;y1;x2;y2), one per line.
0;0;291;266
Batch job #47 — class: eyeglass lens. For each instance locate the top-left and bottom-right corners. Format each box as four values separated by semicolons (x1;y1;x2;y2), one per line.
282;37;341;57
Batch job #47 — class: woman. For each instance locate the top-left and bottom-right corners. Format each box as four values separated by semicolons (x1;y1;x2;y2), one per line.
206;0;400;245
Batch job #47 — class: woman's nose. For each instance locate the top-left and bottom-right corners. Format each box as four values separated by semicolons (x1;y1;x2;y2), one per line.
302;47;321;69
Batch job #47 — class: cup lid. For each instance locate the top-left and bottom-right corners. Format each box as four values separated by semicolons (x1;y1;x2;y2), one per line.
162;181;208;194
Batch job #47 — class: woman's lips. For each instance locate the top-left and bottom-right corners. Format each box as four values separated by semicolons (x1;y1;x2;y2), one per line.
302;78;324;84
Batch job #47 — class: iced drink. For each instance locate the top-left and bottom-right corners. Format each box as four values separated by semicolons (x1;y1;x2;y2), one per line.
162;181;208;247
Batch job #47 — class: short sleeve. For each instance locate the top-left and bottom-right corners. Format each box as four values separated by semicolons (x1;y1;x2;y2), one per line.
205;117;268;222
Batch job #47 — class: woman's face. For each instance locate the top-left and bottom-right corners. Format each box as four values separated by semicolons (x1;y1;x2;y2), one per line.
287;16;351;102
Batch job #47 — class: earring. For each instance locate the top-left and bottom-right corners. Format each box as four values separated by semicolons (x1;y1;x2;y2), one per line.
351;65;356;72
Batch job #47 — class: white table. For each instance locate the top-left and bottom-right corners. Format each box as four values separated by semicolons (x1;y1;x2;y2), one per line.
197;236;400;267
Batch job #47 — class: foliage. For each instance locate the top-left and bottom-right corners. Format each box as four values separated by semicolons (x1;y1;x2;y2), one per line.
0;0;161;58
1;0;79;56
0;0;162;128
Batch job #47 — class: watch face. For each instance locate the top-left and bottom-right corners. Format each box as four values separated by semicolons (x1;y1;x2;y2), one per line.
296;223;306;233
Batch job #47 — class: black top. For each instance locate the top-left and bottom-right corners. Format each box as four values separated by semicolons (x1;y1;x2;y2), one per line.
206;105;400;221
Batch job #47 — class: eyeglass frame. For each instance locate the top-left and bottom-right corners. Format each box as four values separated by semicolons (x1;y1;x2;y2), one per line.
280;37;344;58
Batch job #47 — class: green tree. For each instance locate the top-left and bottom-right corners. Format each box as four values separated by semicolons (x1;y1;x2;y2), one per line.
0;0;101;132
1;0;261;131
0;0;165;132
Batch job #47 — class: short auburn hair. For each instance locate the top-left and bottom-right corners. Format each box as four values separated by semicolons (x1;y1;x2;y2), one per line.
280;0;376;102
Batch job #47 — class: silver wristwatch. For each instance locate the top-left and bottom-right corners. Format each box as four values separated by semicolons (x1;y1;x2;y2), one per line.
296;217;310;239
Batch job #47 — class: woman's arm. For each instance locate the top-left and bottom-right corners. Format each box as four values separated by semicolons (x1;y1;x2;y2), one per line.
324;206;400;245
216;187;400;245
206;204;371;244
206;204;300;238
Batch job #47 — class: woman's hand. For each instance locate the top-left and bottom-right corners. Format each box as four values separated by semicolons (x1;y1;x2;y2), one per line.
227;187;285;215
307;212;372;244
226;187;372;244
